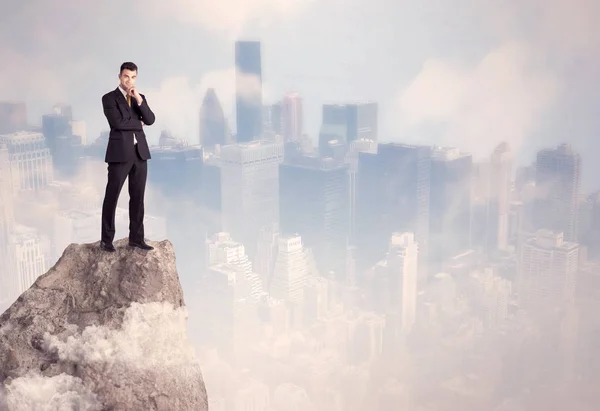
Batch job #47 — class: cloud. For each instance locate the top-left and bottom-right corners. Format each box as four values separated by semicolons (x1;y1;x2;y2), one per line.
474;0;600;72
144;68;273;142
236;72;264;104
386;0;600;158
503;0;600;58
43;301;196;368
390;42;560;158
1;372;101;411
0;0;305;138
142;0;315;35
2;301;198;410
0;0;318;63
0;48;71;104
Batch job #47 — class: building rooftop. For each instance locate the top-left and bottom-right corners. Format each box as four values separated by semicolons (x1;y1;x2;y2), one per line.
0;131;44;140
432;146;471;161
526;229;579;251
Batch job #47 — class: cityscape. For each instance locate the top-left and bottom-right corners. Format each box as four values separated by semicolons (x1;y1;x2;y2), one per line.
1;1;600;410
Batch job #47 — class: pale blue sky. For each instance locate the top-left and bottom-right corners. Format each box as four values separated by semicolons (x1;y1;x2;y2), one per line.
1;0;598;188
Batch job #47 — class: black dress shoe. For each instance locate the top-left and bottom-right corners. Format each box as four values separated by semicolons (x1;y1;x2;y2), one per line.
128;240;154;250
100;241;116;252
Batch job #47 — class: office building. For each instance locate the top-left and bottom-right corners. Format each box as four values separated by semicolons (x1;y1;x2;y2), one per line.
279;156;349;277
518;229;578;313
533;144;581;242
0;131;53;194
487;142;512;250
281;91;303;143
318;102;377;156
235;41;263;142
219;140;284;257
356;143;431;277
199;88;231;150
429;147;472;267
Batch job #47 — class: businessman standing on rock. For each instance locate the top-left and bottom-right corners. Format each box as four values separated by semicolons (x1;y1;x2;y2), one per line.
100;62;155;252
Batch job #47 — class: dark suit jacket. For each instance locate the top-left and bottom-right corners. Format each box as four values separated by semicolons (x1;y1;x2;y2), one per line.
102;87;155;163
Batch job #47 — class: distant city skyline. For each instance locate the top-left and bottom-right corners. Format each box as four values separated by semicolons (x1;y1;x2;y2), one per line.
1;0;598;189
1;1;600;409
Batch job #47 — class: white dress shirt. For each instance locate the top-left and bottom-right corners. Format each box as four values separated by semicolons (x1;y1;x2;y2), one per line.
118;85;138;144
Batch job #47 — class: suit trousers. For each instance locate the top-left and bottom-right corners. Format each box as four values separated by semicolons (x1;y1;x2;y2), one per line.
101;144;147;244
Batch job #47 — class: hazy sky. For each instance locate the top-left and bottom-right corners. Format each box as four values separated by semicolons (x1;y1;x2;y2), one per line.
1;0;599;187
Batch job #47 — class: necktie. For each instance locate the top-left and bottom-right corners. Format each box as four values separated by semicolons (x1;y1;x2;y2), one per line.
126;94;136;144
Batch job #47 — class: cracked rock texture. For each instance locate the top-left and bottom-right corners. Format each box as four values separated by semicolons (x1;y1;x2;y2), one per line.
0;238;208;411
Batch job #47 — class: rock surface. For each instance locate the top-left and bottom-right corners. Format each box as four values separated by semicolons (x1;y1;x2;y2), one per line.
0;238;208;411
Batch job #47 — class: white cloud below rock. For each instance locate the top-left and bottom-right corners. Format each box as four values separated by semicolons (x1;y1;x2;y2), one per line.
43;301;196;369
2;301;198;410
2;372;101;411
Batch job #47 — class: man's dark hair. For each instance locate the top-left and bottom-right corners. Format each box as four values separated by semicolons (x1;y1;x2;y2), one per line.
120;62;138;73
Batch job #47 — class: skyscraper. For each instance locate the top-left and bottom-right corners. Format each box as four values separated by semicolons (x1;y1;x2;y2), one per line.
318;102;378;156
319;104;347;151
468;268;511;329
347;102;378;142
235;41;263;143
429;147;472;267
270;235;312;305
199;88;231;150
0;131;53;194
200;159;222;237
388;233;418;334
281;91;303;142
263;102;282;136
0;144;16;303
518;229;578;312
279;156;350;277
533;144;581;242
487;142;512;250
368;233;419;338
202;232;264;358
42;104;82;178
148;143;204;201
356;143;431;277
346;139;377;243
0;144;14;230
219;140;284;257
42;110;71;152
12;225;50;296
254;223;279;289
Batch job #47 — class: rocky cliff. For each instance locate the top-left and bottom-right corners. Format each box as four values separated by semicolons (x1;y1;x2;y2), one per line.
0;238;208;411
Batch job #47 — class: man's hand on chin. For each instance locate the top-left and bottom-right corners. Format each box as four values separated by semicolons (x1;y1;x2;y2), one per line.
129;87;144;106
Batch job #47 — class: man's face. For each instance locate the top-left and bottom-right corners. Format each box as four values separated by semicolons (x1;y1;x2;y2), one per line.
119;69;137;90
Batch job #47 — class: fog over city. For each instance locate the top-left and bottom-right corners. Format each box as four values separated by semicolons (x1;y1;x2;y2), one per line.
1;0;600;409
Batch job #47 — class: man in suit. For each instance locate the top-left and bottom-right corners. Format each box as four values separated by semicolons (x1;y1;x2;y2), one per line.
100;61;155;252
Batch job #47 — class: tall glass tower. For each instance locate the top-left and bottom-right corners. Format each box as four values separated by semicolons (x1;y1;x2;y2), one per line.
533;144;581;242
235;41;263;143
